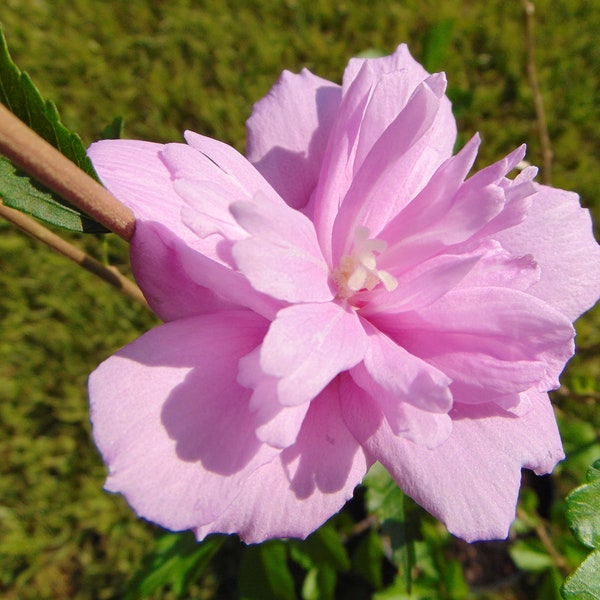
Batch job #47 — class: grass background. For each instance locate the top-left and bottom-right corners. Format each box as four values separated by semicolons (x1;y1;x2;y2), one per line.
1;0;599;598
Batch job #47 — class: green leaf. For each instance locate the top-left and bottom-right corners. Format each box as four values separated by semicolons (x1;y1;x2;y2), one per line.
123;532;224;600
239;541;296;600
0;25;108;232
0;157;108;233
289;521;350;574
539;568;565;600
351;528;384;589
561;460;600;600
301;566;336;600
510;538;555;573
364;463;418;593
100;116;125;140
441;559;469;600
562;551;600;600
0;25;96;175
566;459;600;549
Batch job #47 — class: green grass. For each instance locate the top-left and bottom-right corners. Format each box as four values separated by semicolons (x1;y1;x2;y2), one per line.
1;0;599;598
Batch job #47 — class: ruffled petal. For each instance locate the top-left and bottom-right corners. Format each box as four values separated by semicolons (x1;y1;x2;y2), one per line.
362;253;481;317
89;311;277;531
311;63;374;264
238;347;311;449
496;185;600;321
312;47;457;264
246;68;342;209
194;383;370;543
230;194;332;302
164;138;290;318
352;321;452;414
384;287;575;395
342;381;564;541
260;302;368;406
342;44;456;167
331;73;454;262
378;138;513;272
350;365;452;447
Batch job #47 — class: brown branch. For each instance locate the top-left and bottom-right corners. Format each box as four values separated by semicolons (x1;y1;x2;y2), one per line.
0;199;148;308
521;0;553;185
0;103;135;240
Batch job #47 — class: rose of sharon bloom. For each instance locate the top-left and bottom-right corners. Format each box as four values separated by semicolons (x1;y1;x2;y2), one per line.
88;45;600;544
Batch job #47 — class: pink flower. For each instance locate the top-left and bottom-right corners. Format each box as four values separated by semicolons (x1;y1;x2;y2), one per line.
88;45;600;543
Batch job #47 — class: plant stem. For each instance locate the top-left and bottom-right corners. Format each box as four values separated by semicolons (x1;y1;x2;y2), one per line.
521;0;553;185
0;199;148;308
0;103;135;240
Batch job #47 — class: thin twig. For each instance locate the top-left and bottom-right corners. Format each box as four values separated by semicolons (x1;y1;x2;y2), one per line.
521;0;553;184
0;199;149;308
516;507;569;576
0;103;135;240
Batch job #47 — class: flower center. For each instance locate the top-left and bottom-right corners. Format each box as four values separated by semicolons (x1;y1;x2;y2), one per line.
333;226;398;299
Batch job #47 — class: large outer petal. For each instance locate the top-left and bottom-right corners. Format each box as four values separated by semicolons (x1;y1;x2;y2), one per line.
496;185;600;321
194;382;370;543
246;68;342;210
89;311;279;532
342;379;564;541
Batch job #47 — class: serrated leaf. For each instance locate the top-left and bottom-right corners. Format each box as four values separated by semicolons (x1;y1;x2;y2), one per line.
0;25;96;176
566;459;600;549
0;25;108;232
562;460;600;600
123;532;224;600
239;541;296;600
561;551;600;600
0;157;108;232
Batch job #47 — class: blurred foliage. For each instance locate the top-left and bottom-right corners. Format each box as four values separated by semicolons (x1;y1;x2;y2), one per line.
1;0;599;598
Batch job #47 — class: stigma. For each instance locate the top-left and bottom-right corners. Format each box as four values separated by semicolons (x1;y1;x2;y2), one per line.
333;226;398;299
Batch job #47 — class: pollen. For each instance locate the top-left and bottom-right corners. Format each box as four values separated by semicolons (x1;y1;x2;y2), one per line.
333;226;398;299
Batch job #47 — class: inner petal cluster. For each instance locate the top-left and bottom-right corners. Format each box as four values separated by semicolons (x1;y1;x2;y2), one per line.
333;226;398;300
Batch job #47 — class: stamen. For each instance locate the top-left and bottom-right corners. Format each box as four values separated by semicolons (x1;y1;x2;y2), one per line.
333;226;398;299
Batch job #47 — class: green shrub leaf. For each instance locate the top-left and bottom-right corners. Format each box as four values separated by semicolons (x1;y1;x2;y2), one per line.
562;459;600;599
239;540;296;600
123;532;224;599
0;25;108;232
364;463;418;593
